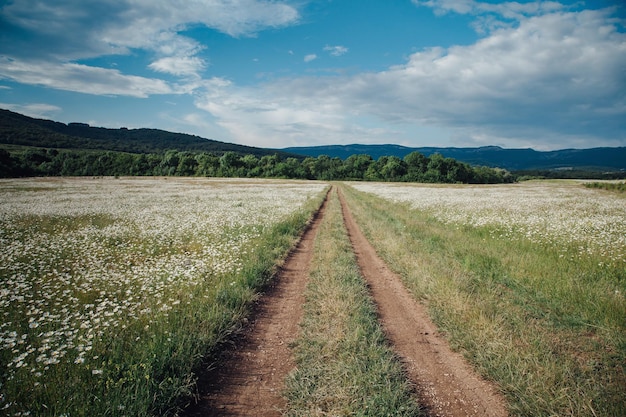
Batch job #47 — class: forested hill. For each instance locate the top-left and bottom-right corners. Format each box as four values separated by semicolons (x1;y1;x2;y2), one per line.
1;109;622;181
280;144;626;171
0;109;292;158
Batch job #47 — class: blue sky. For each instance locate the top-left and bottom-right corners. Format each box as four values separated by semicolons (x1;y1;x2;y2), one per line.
0;0;624;151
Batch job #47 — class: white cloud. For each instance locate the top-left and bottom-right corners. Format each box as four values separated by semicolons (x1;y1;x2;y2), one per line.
193;7;626;150
0;0;300;93
149;56;206;77
413;0;567;18
2;0;624;150
414;0;575;34
324;45;348;56
193;75;402;147
0;102;62;119
345;9;626;146
0;57;175;97
1;0;300;55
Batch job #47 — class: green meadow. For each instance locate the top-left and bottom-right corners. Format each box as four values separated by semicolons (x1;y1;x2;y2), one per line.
342;182;625;416
1;177;624;416
0;177;327;416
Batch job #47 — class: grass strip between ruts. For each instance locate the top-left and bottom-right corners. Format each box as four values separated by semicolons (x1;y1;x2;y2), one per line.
284;187;420;416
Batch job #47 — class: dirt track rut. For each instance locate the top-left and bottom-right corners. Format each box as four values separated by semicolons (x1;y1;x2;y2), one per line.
185;186;508;416
184;190;329;416
338;188;508;417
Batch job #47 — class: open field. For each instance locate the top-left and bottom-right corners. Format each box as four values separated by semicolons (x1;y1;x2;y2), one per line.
0;177;328;416
2;177;625;416
344;181;626;416
351;180;626;265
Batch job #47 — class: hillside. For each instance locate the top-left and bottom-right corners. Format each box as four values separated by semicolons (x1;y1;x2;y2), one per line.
0;109;293;158
280;144;626;172
2;108;623;175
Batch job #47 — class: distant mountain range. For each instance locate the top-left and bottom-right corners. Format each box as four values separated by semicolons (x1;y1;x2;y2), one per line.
1;109;624;172
280;144;626;171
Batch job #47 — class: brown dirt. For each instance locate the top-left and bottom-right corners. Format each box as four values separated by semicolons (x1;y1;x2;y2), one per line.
338;188;508;417
183;190;329;417
185;187;509;417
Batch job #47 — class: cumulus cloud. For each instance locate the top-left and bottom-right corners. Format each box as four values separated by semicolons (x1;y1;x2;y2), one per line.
0;0;299;93
193;6;625;149
375;4;626;147
193;74;403;147
1;0;623;150
414;0;583;34
1;0;299;57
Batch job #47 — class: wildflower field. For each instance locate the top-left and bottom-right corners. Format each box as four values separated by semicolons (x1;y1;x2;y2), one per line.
0;177;327;416
353;180;626;265
344;181;625;416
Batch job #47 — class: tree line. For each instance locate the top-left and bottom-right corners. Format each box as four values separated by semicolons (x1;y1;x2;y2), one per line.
0;148;514;183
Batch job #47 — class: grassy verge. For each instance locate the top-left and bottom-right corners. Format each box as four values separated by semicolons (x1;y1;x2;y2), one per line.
584;181;626;193
284;188;420;416
340;184;625;417
0;186;329;417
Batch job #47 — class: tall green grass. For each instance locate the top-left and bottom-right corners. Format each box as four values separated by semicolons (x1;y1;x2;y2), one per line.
0;188;328;417
584;181;626;193
284;189;420;416
341;184;625;417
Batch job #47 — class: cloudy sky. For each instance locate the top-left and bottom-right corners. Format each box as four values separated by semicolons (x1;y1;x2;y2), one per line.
0;0;624;151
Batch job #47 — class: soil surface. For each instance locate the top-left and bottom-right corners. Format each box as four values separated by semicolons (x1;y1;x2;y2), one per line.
184;190;329;416
185;187;508;417
338;188;508;417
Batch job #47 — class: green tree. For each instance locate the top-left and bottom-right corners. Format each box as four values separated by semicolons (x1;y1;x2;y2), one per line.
0;149;19;177
159;150;180;176
342;154;373;179
364;157;385;181
380;155;407;181
176;152;198;176
130;154;151;176
275;157;307;179
112;152;135;176
300;157;317;180
403;151;428;181
194;153;220;176
311;155;342;180
219;151;241;176
259;154;281;177
238;154;257;176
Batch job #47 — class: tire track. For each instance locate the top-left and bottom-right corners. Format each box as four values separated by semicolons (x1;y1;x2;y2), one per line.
186;186;508;417
338;187;508;417
184;188;330;417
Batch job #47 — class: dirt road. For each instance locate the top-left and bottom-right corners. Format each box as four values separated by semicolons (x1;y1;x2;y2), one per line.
338;188;508;417
184;190;329;416
185;186;508;416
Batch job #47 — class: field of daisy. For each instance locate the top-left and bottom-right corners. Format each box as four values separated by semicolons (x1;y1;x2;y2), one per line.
344;180;625;416
352;180;626;265
0;177;328;416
